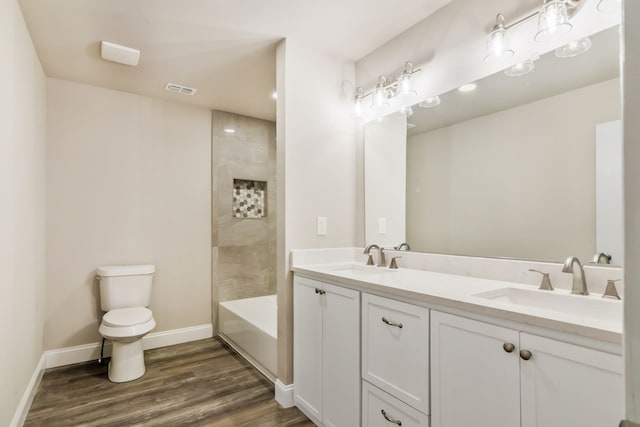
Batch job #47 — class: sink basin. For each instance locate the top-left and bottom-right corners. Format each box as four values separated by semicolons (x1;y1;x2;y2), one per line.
473;287;622;321
320;264;393;275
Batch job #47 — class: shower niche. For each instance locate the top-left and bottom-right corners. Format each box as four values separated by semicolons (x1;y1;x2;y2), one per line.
233;179;266;219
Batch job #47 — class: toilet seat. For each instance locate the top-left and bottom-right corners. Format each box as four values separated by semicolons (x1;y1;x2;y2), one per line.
103;307;152;327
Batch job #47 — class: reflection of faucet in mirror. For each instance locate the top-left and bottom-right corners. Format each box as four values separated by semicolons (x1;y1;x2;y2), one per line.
562;256;589;295
592;252;612;264
394;243;411;251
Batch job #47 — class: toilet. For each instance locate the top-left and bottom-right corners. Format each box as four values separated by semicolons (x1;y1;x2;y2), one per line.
97;264;156;383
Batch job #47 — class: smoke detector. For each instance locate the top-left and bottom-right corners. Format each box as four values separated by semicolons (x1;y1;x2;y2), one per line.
100;41;140;66
164;83;197;96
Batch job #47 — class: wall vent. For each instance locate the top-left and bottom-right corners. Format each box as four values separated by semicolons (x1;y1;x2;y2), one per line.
165;83;197;96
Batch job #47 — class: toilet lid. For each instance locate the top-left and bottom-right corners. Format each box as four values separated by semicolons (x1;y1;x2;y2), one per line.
103;307;153;327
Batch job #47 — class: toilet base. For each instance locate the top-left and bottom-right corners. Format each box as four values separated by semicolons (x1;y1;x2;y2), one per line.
108;339;146;383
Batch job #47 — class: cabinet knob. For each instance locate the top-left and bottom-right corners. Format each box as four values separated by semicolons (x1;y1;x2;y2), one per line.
381;409;402;426
382;317;403;329
520;350;533;360
314;288;325;295
503;342;515;353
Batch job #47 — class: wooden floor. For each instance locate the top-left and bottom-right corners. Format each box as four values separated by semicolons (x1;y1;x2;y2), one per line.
25;338;314;426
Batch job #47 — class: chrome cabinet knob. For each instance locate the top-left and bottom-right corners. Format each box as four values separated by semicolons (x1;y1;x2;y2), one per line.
520;350;533;360
503;342;515;353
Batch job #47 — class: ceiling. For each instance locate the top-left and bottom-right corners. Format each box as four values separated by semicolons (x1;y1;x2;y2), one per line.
18;0;452;121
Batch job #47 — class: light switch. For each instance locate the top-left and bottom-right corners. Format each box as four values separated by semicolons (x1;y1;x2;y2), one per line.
378;217;387;234
317;216;328;235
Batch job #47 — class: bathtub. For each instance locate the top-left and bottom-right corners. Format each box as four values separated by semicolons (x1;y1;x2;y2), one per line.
218;294;277;382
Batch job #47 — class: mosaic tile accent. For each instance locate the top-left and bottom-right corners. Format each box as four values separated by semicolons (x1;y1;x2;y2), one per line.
233;179;266;218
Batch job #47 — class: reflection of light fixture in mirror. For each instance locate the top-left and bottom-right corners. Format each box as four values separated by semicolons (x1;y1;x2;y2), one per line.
459;83;477;93
484;14;514;62
224;128;236;134
354;87;365;118
271;91;278;100
504;54;539;77
419;95;441;108
555;37;592;58
597;0;621;13
407;122;416;129
535;0;572;42
400;105;414;117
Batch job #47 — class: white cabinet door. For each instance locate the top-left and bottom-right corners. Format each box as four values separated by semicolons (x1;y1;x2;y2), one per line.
520;333;624;427
430;311;520;427
362;293;430;413
322;283;360;427
362;381;430;427
293;276;323;422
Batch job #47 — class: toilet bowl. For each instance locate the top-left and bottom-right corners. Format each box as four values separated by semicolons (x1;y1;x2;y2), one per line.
99;307;156;382
97;264;156;383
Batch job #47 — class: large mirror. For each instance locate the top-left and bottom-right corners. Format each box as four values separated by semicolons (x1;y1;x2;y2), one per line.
364;25;622;265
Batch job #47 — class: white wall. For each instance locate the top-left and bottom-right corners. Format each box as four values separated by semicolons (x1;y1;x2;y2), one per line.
276;39;357;384
624;1;640;423
46;78;212;350
0;0;47;424
406;78;620;261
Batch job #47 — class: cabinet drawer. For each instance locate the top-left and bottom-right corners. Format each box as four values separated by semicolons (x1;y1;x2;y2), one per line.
362;293;430;413
363;381;430;427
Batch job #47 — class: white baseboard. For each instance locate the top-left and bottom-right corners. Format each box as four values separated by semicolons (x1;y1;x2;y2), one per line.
45;323;213;368
275;380;295;408
10;353;46;427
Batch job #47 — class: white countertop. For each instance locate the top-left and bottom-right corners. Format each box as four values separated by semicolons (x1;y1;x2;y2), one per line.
292;262;623;345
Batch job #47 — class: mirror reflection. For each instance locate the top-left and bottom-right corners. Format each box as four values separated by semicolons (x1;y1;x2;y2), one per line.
364;26;621;265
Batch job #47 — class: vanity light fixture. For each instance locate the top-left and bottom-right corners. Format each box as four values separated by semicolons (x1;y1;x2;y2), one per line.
597;0;621;13
399;105;414;117
419;95;441;108
352;61;422;117
458;83;477;93
555;37;592;57
224;128;236;134
484;14;514;62
484;0;586;62
535;0;572;42
271;91;278;100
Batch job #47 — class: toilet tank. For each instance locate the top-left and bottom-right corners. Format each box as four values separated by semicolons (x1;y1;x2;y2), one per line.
97;264;155;311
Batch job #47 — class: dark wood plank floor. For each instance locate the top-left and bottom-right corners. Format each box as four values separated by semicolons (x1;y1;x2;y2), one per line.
25;338;314;426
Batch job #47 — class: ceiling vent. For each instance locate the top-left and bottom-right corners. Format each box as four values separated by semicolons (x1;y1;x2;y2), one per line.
165;83;197;96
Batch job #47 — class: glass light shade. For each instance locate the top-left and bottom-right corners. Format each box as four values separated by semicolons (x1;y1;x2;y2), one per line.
535;0;572;42
354;97;364;118
597;0;621;13
419;95;441;108
372;85;388;108
484;26;514;61
397;72;415;96
555;37;592;58
504;58;536;77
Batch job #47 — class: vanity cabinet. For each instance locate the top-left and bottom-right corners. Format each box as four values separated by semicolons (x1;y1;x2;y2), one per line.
361;293;430;414
430;311;624;427
293;276;360;427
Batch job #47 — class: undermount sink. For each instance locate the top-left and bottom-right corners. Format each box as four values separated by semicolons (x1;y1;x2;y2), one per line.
473;287;622;321
321;263;393;275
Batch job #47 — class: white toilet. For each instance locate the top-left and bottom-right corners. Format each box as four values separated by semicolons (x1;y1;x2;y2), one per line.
97;264;156;383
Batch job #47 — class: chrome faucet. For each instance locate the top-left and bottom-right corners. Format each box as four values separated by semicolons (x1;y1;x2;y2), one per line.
592;252;612;264
562;256;589;295
364;244;386;267
394;242;411;251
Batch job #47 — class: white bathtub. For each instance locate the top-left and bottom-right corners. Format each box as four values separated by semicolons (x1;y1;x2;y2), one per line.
218;294;277;381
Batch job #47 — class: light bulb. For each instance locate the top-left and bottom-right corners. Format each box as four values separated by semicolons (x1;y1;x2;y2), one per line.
535;0;572;42
484;14;514;62
354;98;363;118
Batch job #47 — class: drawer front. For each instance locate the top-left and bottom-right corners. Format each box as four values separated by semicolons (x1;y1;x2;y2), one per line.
362;293;430;413
362;381;430;427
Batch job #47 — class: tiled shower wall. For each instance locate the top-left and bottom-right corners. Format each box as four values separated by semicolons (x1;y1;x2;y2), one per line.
212;110;276;302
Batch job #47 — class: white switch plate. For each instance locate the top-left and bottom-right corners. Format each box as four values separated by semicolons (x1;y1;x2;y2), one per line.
378;217;387;234
317;217;328;235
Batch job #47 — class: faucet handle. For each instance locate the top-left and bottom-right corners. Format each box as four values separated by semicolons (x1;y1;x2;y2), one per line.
378;248;387;267
389;256;402;269
529;269;554;291
602;279;622;300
